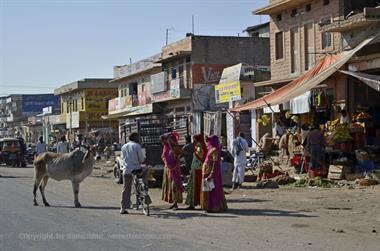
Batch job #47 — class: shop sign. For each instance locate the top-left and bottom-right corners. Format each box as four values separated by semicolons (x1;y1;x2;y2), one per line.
66;111;80;129
138;91;146;106
152;89;181;102
108;98;119;112
215;81;241;104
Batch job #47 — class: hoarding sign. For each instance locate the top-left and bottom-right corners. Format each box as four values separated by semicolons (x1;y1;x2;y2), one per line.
151;72;166;94
21;94;59;116
215;81;241;104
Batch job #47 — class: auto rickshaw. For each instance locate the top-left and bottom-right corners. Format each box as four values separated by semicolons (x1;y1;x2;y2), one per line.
0;138;27;167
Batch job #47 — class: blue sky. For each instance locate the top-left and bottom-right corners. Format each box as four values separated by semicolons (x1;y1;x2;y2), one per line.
0;0;269;95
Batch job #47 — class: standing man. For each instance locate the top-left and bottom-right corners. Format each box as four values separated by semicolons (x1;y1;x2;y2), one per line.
182;135;194;176
57;136;69;154
307;124;325;170
35;136;46;157
231;132;249;190
120;132;145;215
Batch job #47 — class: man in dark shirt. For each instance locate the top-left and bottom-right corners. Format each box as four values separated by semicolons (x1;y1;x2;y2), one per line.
182;135;194;176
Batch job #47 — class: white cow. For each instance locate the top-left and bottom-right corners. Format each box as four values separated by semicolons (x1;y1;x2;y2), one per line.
33;147;96;207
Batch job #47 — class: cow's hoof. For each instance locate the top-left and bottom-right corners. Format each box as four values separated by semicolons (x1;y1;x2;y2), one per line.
44;202;50;207
33;201;38;206
75;203;82;208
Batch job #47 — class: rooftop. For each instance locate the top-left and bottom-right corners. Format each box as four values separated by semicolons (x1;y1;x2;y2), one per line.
254;0;313;15
54;78;115;95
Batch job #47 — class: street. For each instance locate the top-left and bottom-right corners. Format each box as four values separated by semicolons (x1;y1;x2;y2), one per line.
0;165;379;251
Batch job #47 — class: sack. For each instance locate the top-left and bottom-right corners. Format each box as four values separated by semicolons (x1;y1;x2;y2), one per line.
202;178;215;192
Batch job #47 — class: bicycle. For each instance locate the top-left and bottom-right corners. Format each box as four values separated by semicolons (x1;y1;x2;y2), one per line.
132;167;152;216
246;151;267;174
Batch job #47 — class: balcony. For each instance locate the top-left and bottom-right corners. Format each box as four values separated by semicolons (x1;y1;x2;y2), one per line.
320;7;380;33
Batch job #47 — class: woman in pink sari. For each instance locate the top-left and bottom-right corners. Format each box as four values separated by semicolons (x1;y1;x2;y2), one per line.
201;135;227;213
161;132;184;210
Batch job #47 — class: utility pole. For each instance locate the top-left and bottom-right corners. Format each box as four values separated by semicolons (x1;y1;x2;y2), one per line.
69;96;72;144
192;15;195;34
166;28;169;45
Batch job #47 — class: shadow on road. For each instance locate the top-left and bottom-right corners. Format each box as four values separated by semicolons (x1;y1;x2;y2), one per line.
50;205;120;210
226;208;317;218
227;198;271;203
148;206;315;219
0;175;30;179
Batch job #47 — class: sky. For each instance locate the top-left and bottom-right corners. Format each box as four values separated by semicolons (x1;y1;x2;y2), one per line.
0;0;269;96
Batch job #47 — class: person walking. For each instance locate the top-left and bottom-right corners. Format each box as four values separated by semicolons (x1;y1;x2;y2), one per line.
56;136;69;154
182;135;194;176
35;136;46;157
185;133;207;210
231;132;249;190
201;135;227;213
120;132;145;214
161;132;184;210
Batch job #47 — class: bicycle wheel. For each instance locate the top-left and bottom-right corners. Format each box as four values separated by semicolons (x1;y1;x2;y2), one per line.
142;200;150;216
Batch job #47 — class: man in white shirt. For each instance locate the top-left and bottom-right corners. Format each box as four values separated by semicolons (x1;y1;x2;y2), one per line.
35;136;46;156
231;132;249;190
120;132;145;214
57;135;69;154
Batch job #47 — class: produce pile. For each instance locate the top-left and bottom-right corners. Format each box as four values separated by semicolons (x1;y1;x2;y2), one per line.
352;112;371;121
332;124;353;143
326;119;340;131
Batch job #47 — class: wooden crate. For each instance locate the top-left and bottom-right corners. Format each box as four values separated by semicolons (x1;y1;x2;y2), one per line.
328;165;351;180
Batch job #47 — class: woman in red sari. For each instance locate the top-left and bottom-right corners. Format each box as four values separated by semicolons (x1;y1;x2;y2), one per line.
201;135;227;213
161;132;184;210
185;133;207;209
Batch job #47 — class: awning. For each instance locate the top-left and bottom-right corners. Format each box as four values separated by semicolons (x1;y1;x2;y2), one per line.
102;104;153;120
231;34;379;112
339;70;380;92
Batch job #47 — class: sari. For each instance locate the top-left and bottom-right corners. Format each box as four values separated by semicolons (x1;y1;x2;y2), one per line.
185;134;207;207
201;135;227;213
161;132;184;204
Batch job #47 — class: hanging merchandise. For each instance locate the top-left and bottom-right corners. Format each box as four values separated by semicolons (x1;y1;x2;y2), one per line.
313;89;327;112
257;114;271;126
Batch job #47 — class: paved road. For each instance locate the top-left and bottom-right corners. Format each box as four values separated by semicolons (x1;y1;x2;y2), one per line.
0;166;379;251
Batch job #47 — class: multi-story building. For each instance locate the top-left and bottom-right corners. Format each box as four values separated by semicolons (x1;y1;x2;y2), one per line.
235;0;380;139
0;94;60;140
54;79;117;140
151;34;270;134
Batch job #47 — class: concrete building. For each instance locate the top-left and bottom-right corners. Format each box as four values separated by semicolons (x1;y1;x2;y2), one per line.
0;94;60;140
105;54;162;144
244;22;270;38
237;0;380;140
151;34;270;135
54;79;117;141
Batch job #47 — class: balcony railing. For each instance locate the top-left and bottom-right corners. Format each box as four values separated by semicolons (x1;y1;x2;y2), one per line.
320;7;380;33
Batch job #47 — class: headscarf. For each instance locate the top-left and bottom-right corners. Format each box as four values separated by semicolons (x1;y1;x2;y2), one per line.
205;135;221;164
160;132;180;169
193;133;207;162
160;131;184;192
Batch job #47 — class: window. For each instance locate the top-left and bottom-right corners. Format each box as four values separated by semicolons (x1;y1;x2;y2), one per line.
74;99;78;112
81;97;84;110
276;14;282;21
305;4;311;12
171;68;177;79
304;23;315;70
291;9;298;17
66;102;69;114
61;102;64;113
290;28;300;73
323;0;330;6
321;17;332;49
275;32;284;60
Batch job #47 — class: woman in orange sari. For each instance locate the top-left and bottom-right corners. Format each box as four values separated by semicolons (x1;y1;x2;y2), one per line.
185;133;207;209
161;132;184;210
201;135;227;213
